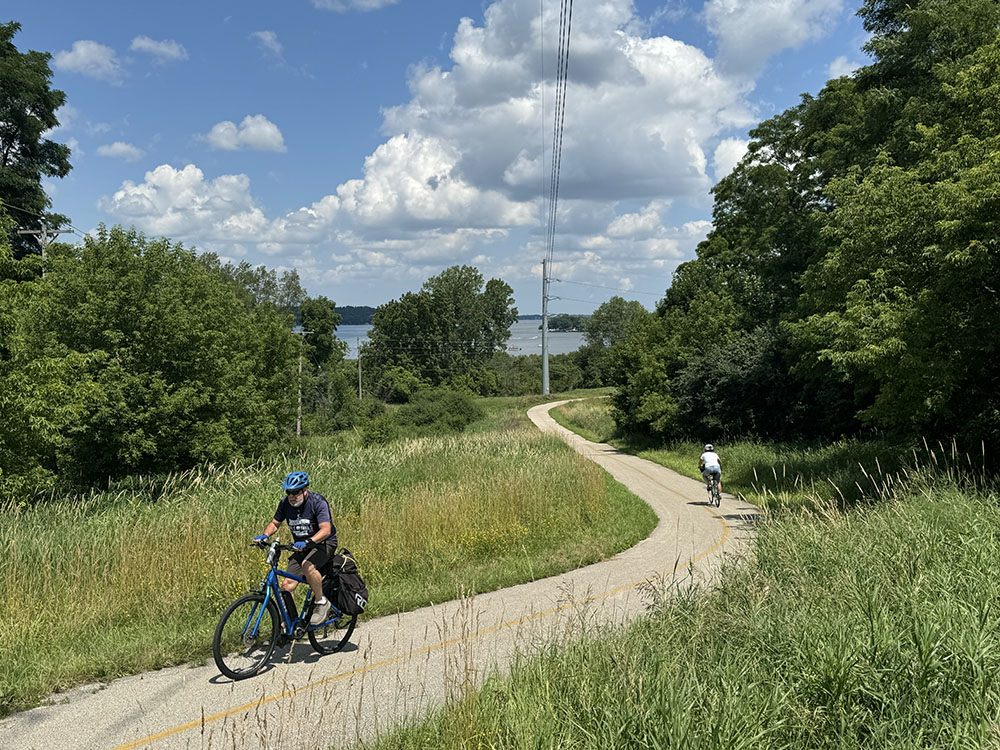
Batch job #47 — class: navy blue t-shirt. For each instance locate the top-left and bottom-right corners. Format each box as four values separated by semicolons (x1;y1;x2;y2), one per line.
273;491;337;546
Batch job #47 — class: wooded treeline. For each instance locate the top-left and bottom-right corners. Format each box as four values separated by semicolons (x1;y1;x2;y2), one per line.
0;223;352;497
610;0;1000;452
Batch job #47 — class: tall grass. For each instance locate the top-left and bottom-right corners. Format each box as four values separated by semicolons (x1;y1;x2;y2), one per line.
554;398;989;511
549;397;615;443
373;479;1000;748
0;395;654;717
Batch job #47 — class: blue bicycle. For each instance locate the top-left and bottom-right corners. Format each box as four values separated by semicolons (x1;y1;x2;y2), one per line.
212;540;358;680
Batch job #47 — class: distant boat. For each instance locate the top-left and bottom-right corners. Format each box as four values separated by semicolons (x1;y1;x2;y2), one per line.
507;346;521;351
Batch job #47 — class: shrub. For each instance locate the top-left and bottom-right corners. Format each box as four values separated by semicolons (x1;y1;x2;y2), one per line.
377;365;427;403
393;388;485;435
360;413;399;446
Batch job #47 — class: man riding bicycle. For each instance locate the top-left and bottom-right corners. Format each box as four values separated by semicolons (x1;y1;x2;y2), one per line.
698;444;722;495
253;471;337;626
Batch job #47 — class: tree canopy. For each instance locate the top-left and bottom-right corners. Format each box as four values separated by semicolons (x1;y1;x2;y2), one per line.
364;265;518;399
0;21;71;260
612;0;1000;450
0;225;300;497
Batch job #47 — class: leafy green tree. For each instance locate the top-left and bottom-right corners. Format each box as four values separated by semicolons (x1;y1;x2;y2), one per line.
0;226;299;495
365;265;517;399
208;259;305;320
302;359;365;433
576;296;651;386
609;314;679;435
583;297;647;348
611;0;1000;447
0;22;72;260
791;35;1000;439
0;210;94;496
300;295;345;366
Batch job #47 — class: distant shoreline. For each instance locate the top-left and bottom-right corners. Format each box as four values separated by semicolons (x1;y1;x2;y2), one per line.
337;308;550;325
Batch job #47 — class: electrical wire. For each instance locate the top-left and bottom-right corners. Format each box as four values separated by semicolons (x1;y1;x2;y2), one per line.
546;294;596;305
554;278;662;297
0;199;88;239
544;0;574;270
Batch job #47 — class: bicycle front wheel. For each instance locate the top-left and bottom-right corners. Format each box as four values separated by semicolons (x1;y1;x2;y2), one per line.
308;610;358;655
213;593;280;680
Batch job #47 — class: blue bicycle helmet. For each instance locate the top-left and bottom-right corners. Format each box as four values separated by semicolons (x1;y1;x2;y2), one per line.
282;471;310;491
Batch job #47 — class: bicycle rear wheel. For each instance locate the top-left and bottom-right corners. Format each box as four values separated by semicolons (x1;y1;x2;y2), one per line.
712;478;722;507
213;593;280;680
308;610;358;655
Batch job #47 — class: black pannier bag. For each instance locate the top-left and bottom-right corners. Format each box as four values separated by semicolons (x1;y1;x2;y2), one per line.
322;548;369;615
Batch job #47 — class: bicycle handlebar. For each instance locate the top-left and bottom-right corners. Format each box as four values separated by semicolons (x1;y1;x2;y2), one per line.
251;540;297;551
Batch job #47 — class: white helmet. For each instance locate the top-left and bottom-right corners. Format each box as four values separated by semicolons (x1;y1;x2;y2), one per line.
704;444;714;452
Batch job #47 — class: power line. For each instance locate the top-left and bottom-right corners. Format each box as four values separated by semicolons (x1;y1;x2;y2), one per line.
541;0;574;395
545;0;574;269
554;279;662;297
1;199;89;240
546;294;595;305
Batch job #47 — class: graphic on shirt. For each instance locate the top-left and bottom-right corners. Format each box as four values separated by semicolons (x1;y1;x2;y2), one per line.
289;517;315;539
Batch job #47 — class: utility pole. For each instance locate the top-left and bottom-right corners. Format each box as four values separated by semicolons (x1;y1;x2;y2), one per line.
17;224;73;275
357;338;362;399
541;257;550;395
292;329;313;438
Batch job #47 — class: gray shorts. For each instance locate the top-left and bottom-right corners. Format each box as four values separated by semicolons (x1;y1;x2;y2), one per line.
702;467;721;481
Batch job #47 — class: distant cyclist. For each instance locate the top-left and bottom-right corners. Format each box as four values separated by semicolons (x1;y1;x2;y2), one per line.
253;471;338;625
698;444;722;495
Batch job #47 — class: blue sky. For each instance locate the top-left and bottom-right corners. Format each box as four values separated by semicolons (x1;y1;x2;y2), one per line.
7;0;868;314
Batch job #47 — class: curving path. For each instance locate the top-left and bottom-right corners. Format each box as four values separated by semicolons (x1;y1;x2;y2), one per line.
2;401;758;749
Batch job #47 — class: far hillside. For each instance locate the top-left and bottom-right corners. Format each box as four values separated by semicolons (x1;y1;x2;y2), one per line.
335;305;378;325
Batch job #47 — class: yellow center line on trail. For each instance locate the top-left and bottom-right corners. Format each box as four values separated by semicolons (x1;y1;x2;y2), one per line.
113;456;730;750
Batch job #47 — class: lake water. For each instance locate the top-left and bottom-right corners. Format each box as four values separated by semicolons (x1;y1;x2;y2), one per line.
336;319;585;358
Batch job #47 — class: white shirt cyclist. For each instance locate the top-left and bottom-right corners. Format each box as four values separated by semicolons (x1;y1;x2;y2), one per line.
700;451;721;470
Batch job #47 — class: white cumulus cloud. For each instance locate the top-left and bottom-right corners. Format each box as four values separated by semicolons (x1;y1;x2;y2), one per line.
54;40;122;82
203;115;286;152
99;164;268;241
704;0;845;78
130;36;188;62
97;141;144;162
101;0;847;300
713;137;749;181
827;55;861;79
250;31;283;56
336;133;535;229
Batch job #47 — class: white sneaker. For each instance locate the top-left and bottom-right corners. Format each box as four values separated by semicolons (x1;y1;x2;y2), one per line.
310;598;332;626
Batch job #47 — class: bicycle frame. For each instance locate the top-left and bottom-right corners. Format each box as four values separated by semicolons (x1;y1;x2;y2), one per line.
704;473;721;506
247;542;342;638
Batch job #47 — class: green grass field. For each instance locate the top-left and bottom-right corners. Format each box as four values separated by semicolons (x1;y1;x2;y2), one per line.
0;391;654;717
373;479;1000;748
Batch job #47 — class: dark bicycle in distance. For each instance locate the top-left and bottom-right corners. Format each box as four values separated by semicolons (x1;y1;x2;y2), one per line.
212;539;358;680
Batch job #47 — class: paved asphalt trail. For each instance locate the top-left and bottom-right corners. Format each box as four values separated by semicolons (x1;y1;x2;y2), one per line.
3;401;758;749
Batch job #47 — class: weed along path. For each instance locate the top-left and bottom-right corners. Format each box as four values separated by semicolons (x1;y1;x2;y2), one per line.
3;401;757;749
